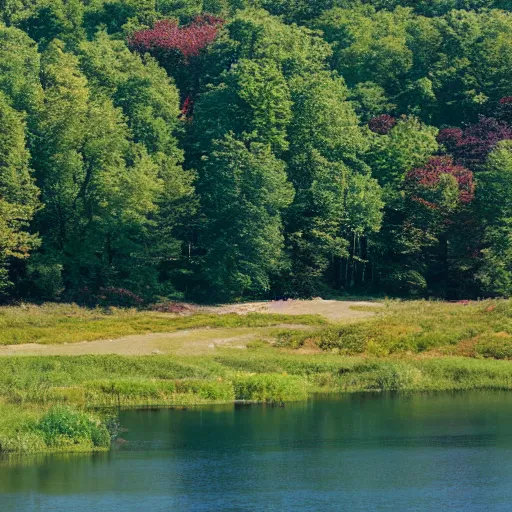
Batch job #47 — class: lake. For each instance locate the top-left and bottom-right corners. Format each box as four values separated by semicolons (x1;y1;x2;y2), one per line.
1;391;512;511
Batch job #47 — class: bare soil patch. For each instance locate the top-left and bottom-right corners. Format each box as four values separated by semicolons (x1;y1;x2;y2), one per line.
0;325;313;357
207;299;381;322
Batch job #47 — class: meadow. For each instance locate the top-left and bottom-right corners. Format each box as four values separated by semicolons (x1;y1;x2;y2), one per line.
0;303;325;345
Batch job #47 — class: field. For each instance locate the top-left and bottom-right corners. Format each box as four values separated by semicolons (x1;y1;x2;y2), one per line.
2;299;512;455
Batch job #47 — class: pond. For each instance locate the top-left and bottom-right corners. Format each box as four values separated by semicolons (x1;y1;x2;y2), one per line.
1;391;512;511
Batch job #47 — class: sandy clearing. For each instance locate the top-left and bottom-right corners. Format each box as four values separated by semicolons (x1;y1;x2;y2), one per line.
208;299;381;322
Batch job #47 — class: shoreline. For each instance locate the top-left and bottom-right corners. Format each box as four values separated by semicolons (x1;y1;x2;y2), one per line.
2;355;512;455
1;299;512;455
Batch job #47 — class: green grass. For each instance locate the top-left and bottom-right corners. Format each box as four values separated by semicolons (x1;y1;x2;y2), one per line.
0;401;111;454
0;303;325;345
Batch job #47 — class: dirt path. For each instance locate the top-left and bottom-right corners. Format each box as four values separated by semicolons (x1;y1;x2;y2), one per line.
0;325;313;357
0;300;380;357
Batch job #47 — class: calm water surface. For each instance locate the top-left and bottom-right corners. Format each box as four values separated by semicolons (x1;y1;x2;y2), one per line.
2;391;512;511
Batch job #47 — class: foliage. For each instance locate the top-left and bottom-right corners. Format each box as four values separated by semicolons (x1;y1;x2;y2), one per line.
129;16;224;60
0;93;41;293
368;116;438;187
0;0;512;301
36;406;110;449
475;332;512;360
197;134;293;299
476;142;512;295
368;114;397;135
405;156;475;207
233;374;308;403
448;116;512;168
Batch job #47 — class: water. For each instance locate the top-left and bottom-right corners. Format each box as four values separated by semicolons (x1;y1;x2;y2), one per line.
2;391;512;511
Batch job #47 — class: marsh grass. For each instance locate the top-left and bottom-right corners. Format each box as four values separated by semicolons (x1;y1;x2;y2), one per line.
3;351;512;453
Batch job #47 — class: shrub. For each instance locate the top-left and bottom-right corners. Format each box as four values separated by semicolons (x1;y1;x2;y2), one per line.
36;406;110;449
150;301;193;314
174;379;234;401
316;325;367;354
475;333;512;360
233;374;308;403
381;269;427;297
98;287;144;307
370;363;423;391
89;379;177;402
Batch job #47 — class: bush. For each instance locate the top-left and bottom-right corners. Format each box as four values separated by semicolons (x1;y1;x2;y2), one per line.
98;288;144;308
89;379;177;403
317;325;367;354
150;301;194;314
174;379;234;401
475;333;512;360
233;374;308;403
371;363;423;390
36;406;110;449
382;269;427;297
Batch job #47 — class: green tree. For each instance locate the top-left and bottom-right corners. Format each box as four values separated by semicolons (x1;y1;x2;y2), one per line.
193;58;292;154
284;71;382;294
367;116;438;187
315;7;413;92
32;41;163;297
197;134;294;299
79;32;182;156
225;8;332;78
477;141;512;296
0;24;43;113
18;0;85;49
0;93;40;293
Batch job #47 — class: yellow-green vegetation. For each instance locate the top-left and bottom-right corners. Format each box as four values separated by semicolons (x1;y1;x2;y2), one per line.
280;300;512;358
0;303;325;345
3;300;512;455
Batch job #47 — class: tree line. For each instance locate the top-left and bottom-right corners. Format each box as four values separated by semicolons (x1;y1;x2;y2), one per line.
0;0;512;303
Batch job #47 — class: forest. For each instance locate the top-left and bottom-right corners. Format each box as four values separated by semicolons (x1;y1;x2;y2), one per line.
1;0;512;303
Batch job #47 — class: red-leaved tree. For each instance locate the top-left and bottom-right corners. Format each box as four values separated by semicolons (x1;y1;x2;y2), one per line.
368;114;397;135
438;114;512;169
129;16;224;117
403;158;478;296
496;96;512;124
405;156;474;210
129;16;224;61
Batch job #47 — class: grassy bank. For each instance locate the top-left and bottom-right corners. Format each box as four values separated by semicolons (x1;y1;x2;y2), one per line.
2;351;512;454
2;299;512;454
